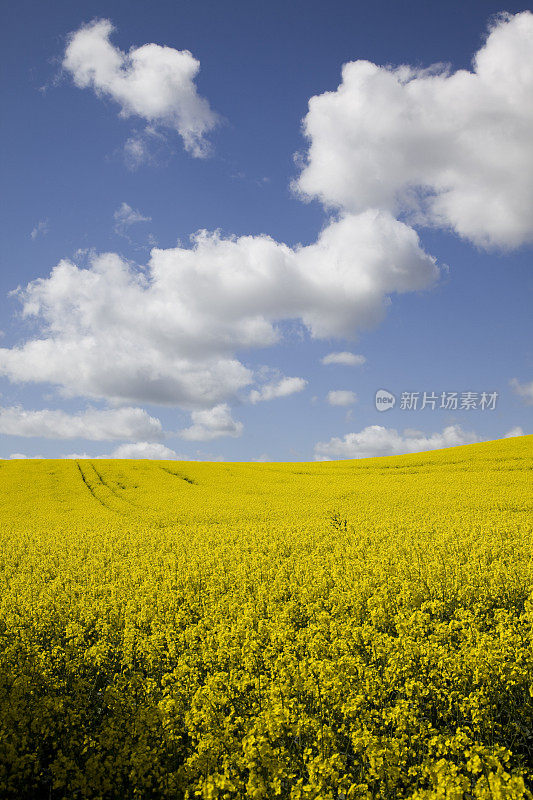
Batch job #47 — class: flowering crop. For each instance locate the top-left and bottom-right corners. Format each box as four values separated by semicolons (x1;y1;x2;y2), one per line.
0;436;532;799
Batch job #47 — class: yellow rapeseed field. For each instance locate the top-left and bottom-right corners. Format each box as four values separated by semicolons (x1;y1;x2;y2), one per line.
0;436;532;800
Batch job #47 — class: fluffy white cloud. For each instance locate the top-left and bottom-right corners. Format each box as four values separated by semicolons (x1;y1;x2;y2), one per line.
321;351;366;366
63;19;218;157
327;390;357;406
113;202;151;234
0;405;163;441
249;376;306;403
315;424;478;460
510;378;533;405
0;212;437;408
504;426;525;438
179;403;243;441
7;443;186;460
402;428;424;438
296;12;533;248
293;212;437;337
105;441;184;459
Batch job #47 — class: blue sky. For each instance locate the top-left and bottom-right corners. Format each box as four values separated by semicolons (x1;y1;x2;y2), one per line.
0;0;531;461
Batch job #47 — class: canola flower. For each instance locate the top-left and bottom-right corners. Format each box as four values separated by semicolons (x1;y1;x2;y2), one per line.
0;436;532;799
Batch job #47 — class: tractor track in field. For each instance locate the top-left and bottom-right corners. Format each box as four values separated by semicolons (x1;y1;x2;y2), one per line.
158;466;197;484
76;462;121;515
89;463;143;508
76;462;132;517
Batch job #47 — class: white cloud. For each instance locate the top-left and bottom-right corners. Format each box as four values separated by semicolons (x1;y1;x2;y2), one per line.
315;424;478;460
30;220;49;240
63;18;218;157
0;405;163;441
402;428;424;438
7;443;186;460
321;351;366;366
504;426;525;438
124;134;149;168
105;441;184;459
295;12;533;248
193;450;225;461
113;202;151;235
0;212;437;408
252;453;270;462
510;378;533;405
249;376;307;403
179;403;243;441
293;212;437;337
327;390;357;406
